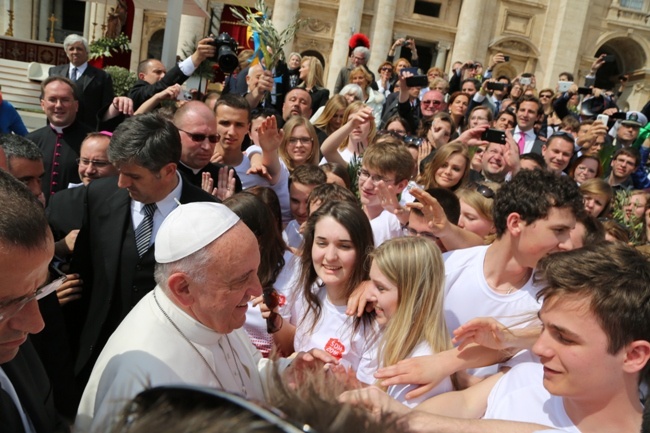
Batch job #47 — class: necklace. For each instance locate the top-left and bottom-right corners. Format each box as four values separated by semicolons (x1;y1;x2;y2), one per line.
152;290;249;397
490;270;531;295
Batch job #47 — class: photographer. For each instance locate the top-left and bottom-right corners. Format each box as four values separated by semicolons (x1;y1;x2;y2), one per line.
127;37;216;111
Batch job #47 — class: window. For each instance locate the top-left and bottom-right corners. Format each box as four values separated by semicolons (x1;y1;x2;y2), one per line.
414;1;442;18
620;0;644;10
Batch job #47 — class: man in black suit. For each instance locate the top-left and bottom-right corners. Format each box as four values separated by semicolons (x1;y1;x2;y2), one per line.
173;101;242;196
49;34;115;129
127;38;216;111
70;113;217;394
0;167;69;432
27;77;93;203
46;131;116;255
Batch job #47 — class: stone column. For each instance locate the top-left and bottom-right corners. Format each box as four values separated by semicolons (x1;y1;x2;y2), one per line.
38;0;50;41
435;42;451;70
368;0;397;75
161;0;183;67
271;0;299;56
178;14;207;57
130;7;144;71
450;0;486;64
543;0;589;88
326;0;364;92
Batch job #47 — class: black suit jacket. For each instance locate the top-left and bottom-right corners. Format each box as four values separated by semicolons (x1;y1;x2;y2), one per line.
1;339;69;433
127;64;189;111
70;175;216;381
27;121;93;202
49;64;114;129
46;185;86;242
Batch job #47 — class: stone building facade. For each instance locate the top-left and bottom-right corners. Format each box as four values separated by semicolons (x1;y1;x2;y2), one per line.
2;0;649;109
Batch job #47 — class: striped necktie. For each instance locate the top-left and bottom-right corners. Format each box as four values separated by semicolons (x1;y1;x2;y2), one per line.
71;67;78;82
135;203;157;257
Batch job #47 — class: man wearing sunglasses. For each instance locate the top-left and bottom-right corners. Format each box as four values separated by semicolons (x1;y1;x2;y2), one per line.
0;168;69;432
173;101;242;196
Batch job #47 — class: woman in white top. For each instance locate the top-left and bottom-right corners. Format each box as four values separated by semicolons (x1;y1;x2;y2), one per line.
283;201;376;370
363;237;456;407
348;66;385;126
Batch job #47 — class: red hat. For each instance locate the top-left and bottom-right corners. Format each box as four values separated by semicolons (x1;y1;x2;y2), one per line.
348;33;370;56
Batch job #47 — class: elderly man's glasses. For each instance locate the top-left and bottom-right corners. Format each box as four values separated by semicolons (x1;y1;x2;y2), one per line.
0;276;67;322
76;158;112;168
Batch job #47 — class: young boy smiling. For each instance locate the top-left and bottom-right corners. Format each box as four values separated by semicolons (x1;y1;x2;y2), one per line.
358;137;414;246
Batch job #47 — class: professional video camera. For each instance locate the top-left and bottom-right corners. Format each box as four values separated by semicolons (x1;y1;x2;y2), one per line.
208;33;238;74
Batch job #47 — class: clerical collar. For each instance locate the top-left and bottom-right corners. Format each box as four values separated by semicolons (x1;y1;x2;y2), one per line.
50;124;72;134
179;161;202;175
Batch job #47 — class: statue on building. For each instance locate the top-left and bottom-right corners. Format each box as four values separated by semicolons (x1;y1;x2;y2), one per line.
105;0;128;38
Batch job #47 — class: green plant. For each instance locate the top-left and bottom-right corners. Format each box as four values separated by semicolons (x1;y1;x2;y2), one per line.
104;65;137;97
90;32;131;59
231;0;307;70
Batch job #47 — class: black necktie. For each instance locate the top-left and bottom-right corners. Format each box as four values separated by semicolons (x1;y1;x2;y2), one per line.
135;203;157;257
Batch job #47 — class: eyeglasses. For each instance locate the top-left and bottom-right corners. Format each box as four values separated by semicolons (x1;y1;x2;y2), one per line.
402;225;437;240
380;67;393;72
422;100;442;106
377;129;406;139
76;158;112;168
288;137;313;145
262;287;283;334
0;275;67;322
358;168;395;185
178;129;219;144
539;94;553;99
126;386;317;433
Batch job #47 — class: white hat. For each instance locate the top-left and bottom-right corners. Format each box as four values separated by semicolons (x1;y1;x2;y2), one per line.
621;111;648;128
155;202;240;263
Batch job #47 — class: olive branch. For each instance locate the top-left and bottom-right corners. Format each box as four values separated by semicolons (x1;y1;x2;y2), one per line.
230;0;307;70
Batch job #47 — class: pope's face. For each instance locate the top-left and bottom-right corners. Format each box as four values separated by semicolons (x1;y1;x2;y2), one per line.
188;223;262;334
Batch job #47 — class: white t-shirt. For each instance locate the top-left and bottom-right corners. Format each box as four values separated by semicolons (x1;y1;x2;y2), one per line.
320;147;356;165
370;209;403;246
243;146;292;224
443;245;541;375
282;219;303;250
443;245;541;334
484;362;580;433
292;284;375;371
244;251;301;356
356;340;454;408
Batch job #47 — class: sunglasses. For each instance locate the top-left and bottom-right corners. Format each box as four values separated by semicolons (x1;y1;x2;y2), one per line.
380;67;393;72
178;129;219;143
263;287;283;334
126;385;317;433
476;183;495;199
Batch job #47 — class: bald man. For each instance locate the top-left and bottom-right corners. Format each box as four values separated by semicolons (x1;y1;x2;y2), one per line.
173;101;242;196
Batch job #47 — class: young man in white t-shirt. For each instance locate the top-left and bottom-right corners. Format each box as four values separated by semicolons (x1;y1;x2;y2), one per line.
358;136;413;246
342;241;650;433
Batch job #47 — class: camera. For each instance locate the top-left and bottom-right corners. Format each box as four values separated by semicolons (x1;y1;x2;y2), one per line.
403;135;424;147
208;33;239;74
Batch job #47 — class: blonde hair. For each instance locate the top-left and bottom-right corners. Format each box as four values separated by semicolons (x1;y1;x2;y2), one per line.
313;95;348;135
417;142;469;190
300;56;325;89
455;182;501;222
348;66;372;88
369;238;453;376
339;101;377;151
279;116;320;171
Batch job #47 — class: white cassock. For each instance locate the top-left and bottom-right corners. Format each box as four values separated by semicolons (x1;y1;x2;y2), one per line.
75;286;288;432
